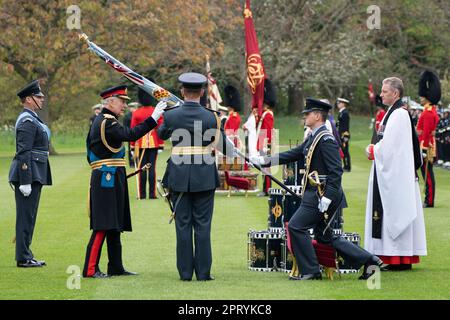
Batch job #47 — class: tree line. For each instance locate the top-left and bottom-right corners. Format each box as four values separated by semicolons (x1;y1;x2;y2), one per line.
0;0;448;130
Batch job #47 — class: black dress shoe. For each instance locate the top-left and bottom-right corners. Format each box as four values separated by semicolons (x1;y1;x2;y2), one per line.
289;273;322;280
31;258;46;266
87;271;110;278
382;264;412;271
359;255;383;280
180;278;192;281
108;269;138;276
17;259;44;268
197;275;215;281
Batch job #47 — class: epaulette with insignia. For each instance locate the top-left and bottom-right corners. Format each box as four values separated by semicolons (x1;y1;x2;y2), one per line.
323;135;336;142
103;114;116;119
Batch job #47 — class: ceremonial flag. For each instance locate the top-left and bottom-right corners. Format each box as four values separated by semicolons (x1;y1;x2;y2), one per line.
244;0;266;116
205;54;223;111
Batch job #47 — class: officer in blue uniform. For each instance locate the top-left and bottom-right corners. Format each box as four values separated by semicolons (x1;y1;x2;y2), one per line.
337;98;351;171
9;80;52;268
252;98;382;280
158;72;234;281
83;85;166;278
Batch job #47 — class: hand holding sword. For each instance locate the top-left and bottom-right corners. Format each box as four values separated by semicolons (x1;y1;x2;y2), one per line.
308;171;331;219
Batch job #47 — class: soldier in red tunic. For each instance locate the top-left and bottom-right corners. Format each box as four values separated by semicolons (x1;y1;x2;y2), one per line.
131;88;165;199
257;79;276;196
416;70;441;208
223;85;242;147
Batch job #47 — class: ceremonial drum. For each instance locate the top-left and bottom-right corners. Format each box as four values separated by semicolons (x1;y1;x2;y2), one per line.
247;230;282;271
283;186;302;223
217;155;244;171
268;189;284;231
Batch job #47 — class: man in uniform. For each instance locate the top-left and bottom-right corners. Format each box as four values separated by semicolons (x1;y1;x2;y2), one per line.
251;98;382;280
83;85;166;278
256;79;276;196
442;109;450;168
223;85;242;147
158;72;234;281
9;80;52;268
336;98;351;172
416;70;441;208
89;104;102;127
131;88;164;199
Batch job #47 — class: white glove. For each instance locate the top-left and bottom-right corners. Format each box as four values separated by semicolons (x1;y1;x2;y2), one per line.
151;100;167;122
250;155;266;166
19;184;32;197
365;145;371;158
130;150;135;159
318;196;331;213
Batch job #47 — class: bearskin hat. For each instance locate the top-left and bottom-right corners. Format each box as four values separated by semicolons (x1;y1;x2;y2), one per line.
263;79;277;109
223;85;241;111
418;70;441;105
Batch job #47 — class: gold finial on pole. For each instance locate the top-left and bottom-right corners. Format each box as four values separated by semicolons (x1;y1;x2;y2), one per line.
78;33;89;42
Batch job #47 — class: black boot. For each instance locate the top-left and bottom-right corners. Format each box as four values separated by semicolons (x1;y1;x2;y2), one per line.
359;255;383;280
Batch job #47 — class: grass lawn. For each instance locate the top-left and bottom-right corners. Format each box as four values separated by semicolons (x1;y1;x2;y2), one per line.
0;115;449;300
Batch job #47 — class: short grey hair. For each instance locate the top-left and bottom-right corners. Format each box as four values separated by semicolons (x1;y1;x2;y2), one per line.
382;77;404;97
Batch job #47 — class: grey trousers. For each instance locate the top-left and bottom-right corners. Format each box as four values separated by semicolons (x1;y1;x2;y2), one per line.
14;182;43;262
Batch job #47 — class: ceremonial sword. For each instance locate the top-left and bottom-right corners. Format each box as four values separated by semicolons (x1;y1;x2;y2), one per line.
126;163;151;179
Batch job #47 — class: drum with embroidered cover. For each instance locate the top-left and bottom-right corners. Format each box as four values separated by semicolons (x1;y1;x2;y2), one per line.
283;189;302;223
268;189;284;229
280;232;295;273
247;230;282;271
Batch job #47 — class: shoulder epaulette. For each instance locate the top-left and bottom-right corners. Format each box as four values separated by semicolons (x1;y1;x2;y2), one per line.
164;105;180;112
103;114;116;119
323;134;336;142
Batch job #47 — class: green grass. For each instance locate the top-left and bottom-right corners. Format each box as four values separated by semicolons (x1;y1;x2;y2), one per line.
0;116;449;299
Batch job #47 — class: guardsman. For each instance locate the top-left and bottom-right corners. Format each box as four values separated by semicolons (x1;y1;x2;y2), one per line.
83;85;166;278
256;79;276;196
251;98;382;280
89;104;102;127
417;70;441;208
436;112;445;166
9;80;52;268
223;85;242;147
336;98;351;172
443;110;450;168
131;88;165;199
158;72;234;281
